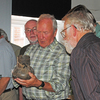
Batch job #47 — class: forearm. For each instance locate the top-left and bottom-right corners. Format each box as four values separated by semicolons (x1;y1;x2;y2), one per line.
36;80;55;92
43;82;55;92
14;73;55;92
0;77;10;95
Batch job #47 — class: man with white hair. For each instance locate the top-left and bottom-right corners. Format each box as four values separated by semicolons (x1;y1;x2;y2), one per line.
61;5;100;100
13;14;70;100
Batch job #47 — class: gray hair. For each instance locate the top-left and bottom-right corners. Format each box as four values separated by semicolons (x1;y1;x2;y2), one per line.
25;19;37;26
37;14;57;33
0;29;8;40
64;5;95;33
25;19;37;29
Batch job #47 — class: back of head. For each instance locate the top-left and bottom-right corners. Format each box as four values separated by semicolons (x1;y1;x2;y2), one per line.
37;14;57;32
63;5;95;33
0;28;8;40
67;5;96;25
68;5;88;14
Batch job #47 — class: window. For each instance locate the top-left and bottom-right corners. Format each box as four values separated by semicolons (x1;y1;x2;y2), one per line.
11;15;64;47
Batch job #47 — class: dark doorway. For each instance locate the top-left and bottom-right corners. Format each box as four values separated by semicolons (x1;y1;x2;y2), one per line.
12;0;71;20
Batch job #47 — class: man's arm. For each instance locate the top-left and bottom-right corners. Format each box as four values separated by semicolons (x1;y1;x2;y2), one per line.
0;77;10;95
14;72;55;92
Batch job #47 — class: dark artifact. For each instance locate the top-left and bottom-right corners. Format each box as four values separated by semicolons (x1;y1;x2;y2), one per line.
12;55;34;80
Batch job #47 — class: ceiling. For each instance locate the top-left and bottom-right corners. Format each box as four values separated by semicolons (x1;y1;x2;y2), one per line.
12;0;71;20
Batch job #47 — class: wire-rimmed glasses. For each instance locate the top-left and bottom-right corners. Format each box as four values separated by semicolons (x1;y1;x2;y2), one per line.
60;26;71;38
25;27;37;33
60;25;77;38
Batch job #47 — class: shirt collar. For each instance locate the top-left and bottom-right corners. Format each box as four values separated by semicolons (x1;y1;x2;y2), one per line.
0;37;5;43
39;38;58;51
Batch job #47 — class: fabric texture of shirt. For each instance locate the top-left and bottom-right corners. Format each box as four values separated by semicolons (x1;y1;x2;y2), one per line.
10;42;21;58
14;38;70;100
0;38;16;89
71;33;100;100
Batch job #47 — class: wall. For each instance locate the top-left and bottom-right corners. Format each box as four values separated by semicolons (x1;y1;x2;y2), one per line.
72;0;100;21
0;0;12;40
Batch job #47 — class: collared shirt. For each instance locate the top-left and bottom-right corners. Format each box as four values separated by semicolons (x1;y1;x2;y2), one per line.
0;38;16;89
14;38;70;100
71;33;100;100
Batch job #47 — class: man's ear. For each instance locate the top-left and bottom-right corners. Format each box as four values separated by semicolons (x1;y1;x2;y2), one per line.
72;25;77;37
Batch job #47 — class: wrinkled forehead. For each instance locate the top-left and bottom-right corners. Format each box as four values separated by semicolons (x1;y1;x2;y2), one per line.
25;21;37;28
37;19;53;29
38;18;52;25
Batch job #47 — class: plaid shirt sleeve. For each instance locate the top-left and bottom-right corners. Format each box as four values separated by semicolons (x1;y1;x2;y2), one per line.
45;53;71;99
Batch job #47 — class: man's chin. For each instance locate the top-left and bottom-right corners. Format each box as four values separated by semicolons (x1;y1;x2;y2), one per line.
63;42;74;54
39;45;46;48
30;39;38;43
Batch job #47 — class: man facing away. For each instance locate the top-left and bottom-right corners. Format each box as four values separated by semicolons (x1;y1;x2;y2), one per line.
0;28;21;58
61;5;100;100
0;29;18;100
13;14;71;100
62;4;100;39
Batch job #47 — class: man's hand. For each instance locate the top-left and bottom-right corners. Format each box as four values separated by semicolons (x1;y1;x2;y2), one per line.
14;72;41;87
14;72;55;92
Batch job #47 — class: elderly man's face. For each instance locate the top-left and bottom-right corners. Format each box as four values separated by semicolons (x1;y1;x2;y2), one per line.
61;20;75;54
37;18;56;48
25;21;37;43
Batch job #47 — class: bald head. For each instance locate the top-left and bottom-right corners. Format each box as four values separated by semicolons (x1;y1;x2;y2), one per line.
25;19;38;45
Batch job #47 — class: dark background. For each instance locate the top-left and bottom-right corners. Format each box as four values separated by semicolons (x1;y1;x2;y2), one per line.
12;0;71;20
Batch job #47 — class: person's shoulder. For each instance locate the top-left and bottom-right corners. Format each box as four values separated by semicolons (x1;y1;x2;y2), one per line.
10;42;21;49
21;44;30;50
96;23;100;27
20;44;30;55
54;40;69;55
57;41;66;51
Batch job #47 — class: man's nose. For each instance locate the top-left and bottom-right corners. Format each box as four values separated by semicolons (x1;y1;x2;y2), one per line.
39;33;45;39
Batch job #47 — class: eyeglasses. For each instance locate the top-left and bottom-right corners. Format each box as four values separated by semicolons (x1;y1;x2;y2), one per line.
60;25;77;38
25;27;37;33
60;26;71;38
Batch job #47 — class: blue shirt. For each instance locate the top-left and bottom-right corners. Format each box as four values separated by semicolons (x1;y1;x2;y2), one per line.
0;38;16;89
